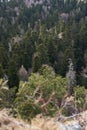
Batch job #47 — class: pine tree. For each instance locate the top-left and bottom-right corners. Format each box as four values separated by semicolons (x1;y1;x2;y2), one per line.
8;59;19;88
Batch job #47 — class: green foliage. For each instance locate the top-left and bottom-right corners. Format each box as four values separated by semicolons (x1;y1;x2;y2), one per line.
0;79;16;109
1;1;87;118
39;65;55;78
15;65;67;120
74;86;87;111
0;44;8;71
0;0;87;87
74;86;86;100
32;44;49;72
0;64;4;78
15;97;41;120
8;58;19;88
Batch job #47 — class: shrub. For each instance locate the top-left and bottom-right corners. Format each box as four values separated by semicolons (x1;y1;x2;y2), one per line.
0;79;16;109
15;65;67;120
74;86;87;112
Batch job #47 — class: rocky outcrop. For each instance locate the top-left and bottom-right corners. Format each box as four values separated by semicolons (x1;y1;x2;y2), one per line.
0;110;87;130
0;110;65;130
0;110;30;130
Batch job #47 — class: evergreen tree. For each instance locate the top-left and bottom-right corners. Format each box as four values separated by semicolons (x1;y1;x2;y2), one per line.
8;58;19;88
32;43;49;72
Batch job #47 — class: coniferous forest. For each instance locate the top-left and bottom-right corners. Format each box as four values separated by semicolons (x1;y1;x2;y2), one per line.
0;0;87;120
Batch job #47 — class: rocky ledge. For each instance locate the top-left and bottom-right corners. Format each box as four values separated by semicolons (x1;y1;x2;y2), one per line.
0;110;87;130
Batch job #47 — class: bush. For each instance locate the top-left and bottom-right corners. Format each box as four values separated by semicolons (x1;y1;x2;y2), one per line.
15;65;67;120
0;79;16;109
74;86;87;112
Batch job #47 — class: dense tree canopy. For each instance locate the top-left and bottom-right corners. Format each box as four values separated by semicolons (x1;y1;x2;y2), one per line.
0;0;87;121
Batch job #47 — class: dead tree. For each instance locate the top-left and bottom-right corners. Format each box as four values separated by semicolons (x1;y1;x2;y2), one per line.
66;59;76;95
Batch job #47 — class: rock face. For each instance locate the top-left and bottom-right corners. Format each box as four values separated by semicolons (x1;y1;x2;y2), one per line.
0;110;87;130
